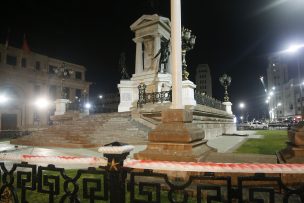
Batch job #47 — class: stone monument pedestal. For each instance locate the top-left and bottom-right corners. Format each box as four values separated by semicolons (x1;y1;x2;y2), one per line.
182;80;196;106
54;99;70;116
222;101;232;114
277;121;304;163
118;80;137;112
134;109;216;162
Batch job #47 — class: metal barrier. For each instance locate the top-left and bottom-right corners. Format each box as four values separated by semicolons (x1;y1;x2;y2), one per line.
137;83;172;108
0;130;31;139
136;84;225;111
194;91;225;111
0;149;304;202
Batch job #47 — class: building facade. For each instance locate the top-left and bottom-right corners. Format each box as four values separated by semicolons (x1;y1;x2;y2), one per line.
0;43;90;130
195;64;212;96
267;56;302;121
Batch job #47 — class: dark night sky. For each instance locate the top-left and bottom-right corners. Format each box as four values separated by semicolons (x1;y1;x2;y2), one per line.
1;0;304;119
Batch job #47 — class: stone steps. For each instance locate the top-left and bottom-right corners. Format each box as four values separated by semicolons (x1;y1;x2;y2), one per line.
11;112;151;148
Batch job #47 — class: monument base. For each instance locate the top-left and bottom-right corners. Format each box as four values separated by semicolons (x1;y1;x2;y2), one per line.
182;80;196;106
277;122;304;163
222;101;233;114
277;144;304;163
54;99;70;116
117;80;136;112
134;109;216;162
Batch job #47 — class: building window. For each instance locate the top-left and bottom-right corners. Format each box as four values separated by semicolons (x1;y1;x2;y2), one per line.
21;58;26;68
49;65;57;74
35;61;41;71
75;71;82;80
6;55;17;66
290;104;293;110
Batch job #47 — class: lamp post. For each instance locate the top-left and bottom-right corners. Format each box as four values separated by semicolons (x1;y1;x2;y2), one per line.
239;102;245;122
219;74;232;114
181;27;196;80
219;74;232;102
54;63;74;99
34;97;51;128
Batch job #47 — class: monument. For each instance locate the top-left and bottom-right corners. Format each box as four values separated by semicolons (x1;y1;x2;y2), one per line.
117;14;198;112
54;63;74;116
118;52;130;80
118;14;173;112
134;0;216;161
277;122;304;163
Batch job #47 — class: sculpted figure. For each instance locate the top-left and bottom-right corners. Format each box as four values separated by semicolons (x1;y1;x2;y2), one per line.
154;38;170;73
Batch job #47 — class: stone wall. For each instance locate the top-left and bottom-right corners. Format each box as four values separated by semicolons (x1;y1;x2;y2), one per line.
133;103;236;140
192;104;236;139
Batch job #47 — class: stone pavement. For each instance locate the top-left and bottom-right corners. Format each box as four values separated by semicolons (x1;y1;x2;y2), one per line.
0;130;277;167
207;130;262;153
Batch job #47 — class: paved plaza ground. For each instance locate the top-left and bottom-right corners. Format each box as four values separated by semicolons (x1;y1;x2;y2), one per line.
0;130;278;168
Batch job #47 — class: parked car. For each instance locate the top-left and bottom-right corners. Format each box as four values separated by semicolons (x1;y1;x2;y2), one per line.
237;121;251;130
268;120;298;129
249;121;268;129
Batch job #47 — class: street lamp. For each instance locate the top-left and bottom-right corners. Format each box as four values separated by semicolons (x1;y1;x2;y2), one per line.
85;102;91;109
33;96;51;127
34;97;51;110
239;102;245;122
0;94;10;104
219;74;232;102
181;27;196;80
54;63;74;99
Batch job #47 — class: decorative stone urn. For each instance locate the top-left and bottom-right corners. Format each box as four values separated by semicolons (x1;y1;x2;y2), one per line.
277;121;304;163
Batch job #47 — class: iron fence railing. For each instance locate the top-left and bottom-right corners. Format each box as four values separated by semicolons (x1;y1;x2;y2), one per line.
194;91;226;111
67;100;83;112
137;83;172;108
0;130;31;139
0;149;303;202
137;84;225;111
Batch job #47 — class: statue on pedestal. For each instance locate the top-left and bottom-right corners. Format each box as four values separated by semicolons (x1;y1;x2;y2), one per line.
118;52;130;80
154;38;170;73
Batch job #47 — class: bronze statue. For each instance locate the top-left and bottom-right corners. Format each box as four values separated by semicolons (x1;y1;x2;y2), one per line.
118;52;130;79
154;38;170;73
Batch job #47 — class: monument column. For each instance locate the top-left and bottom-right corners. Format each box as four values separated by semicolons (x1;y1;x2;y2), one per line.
135;0;215;162
134;39;143;74
170;0;183;109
